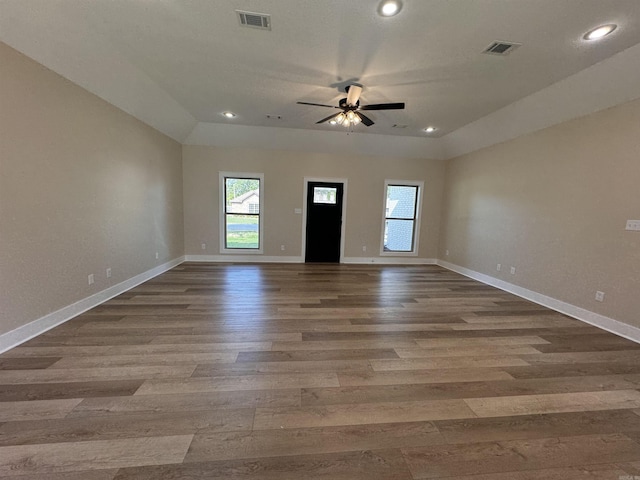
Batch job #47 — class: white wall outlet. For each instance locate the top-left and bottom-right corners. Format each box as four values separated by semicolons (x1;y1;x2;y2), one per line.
155;252;159;260
280;245;285;251
201;243;206;250
362;246;367;252
595;291;605;302
497;263;501;271
106;268;112;278
445;249;449;256
626;220;640;231
294;208;302;214
88;274;94;285
510;266;516;275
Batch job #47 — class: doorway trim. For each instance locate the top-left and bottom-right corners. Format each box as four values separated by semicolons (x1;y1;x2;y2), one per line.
301;177;348;263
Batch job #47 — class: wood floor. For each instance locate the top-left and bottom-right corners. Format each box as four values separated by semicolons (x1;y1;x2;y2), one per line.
1;263;640;479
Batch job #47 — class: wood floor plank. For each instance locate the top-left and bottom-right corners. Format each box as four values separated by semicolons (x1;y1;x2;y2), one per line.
464;390;640;417
0;471;118;480
0;365;196;384
435;409;640;444
50;352;238;369
394;345;541;358
369;356;529;371
402;433;640;478
271;339;421;351
113;448;413;480
135;373;339;395
414;336;550;347
0;380;143;402
150;333;302;344
0;357;62;370
0;408;253;445
185;422;444;462
338;369;514;386
237;349;399;362
0;435;193;475
434;464;631;479
253;399;476;429
0;398;82;422
69;390;300;417
192;359;373;376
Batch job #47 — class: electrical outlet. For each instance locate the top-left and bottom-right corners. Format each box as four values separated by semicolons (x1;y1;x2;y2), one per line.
88;274;94;285
510;266;516;275
626;220;640;231
155;252;159;260
595;291;605;302
445;250;449;256
106;268;111;278
362;246;367;252
281;245;285;251
201;243;206;250
496;263;501;272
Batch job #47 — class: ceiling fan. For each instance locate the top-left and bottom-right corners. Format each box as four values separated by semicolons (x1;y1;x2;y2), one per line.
297;84;405;127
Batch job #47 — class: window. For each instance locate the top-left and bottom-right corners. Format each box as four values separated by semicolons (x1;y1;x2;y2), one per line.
313;186;337;204
219;172;264;253
381;180;423;255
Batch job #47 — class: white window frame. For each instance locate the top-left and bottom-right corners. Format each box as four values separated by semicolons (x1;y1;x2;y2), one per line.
219;171;264;255
380;179;423;257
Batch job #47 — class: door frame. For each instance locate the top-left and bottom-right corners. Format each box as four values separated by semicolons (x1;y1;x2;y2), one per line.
301;177;348;263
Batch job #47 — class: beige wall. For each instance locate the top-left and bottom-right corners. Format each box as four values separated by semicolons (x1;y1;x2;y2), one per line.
0;43;184;336
183;145;445;260
440;97;640;327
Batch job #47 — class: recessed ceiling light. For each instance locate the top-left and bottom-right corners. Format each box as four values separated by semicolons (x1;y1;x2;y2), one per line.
378;0;403;17
222;111;236;118
424;126;437;133
583;24;617;41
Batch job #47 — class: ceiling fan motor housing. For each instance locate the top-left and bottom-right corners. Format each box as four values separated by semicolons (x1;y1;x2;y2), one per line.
339;98;359;110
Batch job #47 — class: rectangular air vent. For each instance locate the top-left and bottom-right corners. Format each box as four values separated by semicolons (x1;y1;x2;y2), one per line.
483;41;521;56
392;124;408;129
236;10;271;30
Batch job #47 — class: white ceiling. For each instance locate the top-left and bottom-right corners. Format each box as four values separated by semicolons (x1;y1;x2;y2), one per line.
2;0;640;153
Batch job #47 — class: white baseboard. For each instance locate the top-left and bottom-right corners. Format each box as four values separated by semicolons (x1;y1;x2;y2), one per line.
343;257;438;265
185;255;304;263
0;256;186;354
437;259;640;344
185;255;437;265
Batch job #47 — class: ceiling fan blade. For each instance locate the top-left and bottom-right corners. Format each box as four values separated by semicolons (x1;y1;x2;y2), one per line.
316;112;342;124
356;111;374;127
297;101;339;109
360;102;405;110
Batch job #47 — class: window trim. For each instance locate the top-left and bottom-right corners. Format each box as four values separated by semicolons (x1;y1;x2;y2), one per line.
219;171;264;255
379;179;424;257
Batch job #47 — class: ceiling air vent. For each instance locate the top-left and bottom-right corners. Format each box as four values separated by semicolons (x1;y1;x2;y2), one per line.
392;124;408;129
236;10;271;31
482;41;521;56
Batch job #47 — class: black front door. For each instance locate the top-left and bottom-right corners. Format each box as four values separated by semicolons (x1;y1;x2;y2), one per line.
305;181;344;263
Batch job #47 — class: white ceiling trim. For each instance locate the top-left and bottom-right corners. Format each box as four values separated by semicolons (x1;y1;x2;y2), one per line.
442;41;640;159
184;123;445;160
0;20;197;142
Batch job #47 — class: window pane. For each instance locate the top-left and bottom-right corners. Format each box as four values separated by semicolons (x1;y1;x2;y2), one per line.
386;185;416;219
226;178;260;214
313;187;337;204
226;214;259;249
384;219;414;252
